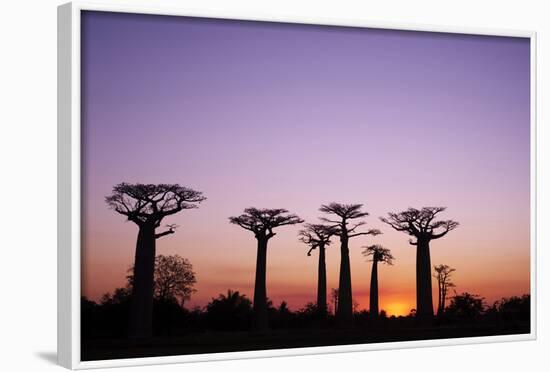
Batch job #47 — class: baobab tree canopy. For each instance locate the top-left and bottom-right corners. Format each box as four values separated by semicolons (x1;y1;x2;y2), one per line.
362;244;395;265
229;207;304;239
319;203;381;237
106;183;206;226
380;207;459;244
299;224;337;256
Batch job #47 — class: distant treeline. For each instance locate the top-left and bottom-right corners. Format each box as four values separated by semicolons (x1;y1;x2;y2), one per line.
82;289;530;339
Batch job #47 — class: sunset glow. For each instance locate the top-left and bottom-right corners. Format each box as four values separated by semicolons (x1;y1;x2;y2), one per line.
81;12;530;317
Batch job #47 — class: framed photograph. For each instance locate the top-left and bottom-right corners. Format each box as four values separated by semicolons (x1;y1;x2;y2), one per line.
58;1;536;369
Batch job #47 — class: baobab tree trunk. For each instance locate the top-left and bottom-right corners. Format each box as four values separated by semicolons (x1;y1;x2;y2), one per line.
370;258;379;319
440;287;447;317
317;245;327;315
253;238;269;331
416;239;434;323
337;236;353;326
437;278;445;317
129;223;156;339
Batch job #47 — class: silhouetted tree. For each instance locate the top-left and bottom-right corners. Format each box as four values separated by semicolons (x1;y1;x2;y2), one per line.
494;295;530;321
205;290;253;331
296;302;320;325
433;264;456;317
320;203;381;326
93;287;133;338
362;244;394;319
381;207;458;322
446;292;485;321
105;183;206;338
229;208;303;331
128;254;197;307
272;301;293;328
100;287;132;306
299;224;338;315
154;255;197;306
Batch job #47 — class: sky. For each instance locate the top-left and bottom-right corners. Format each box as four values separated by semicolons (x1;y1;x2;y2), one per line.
81;11;531;316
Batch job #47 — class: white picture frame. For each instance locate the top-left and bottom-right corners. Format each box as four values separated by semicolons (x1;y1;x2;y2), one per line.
58;1;537;369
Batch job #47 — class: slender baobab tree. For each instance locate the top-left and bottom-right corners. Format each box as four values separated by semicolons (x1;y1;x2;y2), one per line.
381;207;458;322
105;183;206;338
320;203;381;326
362;244;394;319
229;208;303;331
330;288;339;315
433;264;456;317
299;224;338;315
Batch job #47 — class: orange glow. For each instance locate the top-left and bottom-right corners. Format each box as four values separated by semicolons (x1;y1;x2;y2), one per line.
382;302;412;317
81;192;531;313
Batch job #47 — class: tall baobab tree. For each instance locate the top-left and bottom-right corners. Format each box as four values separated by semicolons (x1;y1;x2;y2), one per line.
299;224;338;315
229;208;303;331
433;264;456;317
362;244;394;319
320;203;381;326
105;183;206;338
381;207;458;322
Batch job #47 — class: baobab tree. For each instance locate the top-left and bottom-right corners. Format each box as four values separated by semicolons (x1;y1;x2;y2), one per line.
330;288;339;315
299;224;338;315
381;207;458;322
319;203;381;326
105;183;206;338
433;264;456;317
229;208;303;331
362;244;394;319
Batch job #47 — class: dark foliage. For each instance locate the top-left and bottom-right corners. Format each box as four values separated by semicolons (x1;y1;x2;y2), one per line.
445;292;485;321
204;290;253;331
485;295;530;322
82;289;530;361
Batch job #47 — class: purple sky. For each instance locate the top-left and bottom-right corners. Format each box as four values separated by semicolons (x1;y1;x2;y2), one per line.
81;11;530;314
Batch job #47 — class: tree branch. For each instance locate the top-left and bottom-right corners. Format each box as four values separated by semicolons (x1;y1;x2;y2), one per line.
349;228;381;238
155;224;177;239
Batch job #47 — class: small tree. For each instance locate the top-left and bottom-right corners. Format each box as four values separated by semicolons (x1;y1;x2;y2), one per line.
494;295;530;321
446;292;485;321
106;183;205;338
320;203;381;326
362;245;394;319
229;208;303;331
381;207;458;322
154;255;197;306
205;290;253;331
299;224;338;315
128;254;197;307
433;264;456;317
